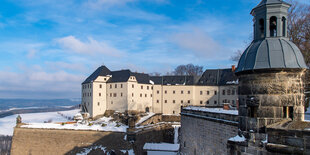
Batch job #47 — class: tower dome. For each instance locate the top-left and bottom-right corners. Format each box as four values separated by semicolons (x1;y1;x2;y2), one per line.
235;0;307;74
235;38;307;73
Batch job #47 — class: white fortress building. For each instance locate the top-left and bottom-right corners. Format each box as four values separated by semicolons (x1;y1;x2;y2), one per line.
81;66;238;117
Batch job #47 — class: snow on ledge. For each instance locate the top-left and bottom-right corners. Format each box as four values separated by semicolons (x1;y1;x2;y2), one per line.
228;135;246;142
136;112;155;125
183;106;238;115
143;143;180;151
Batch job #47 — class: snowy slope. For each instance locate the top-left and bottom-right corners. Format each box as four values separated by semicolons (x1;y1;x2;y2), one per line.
0;109;80;136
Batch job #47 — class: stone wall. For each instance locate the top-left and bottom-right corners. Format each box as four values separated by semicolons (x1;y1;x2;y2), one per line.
180;109;238;155
238;70;306;132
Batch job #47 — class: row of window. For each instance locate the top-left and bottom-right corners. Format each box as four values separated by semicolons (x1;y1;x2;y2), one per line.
222;89;236;95
82;84;92;89
82;92;92;97
156;100;218;105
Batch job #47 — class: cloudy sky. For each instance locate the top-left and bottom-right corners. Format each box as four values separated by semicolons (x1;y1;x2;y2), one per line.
0;0;308;99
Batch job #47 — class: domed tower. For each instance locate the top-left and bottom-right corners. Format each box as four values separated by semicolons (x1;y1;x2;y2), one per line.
235;0;308;133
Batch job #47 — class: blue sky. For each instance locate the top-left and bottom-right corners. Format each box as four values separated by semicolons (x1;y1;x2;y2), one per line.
0;0;308;99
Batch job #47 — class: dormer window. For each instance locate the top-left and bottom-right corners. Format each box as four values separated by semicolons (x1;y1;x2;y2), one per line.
270;16;277;37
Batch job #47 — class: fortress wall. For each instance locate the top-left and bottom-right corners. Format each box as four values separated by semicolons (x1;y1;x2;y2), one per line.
10;127;130;155
180;109;238;155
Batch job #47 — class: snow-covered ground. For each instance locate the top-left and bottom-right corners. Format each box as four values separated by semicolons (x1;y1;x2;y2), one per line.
0;109;80;136
136;112;155;125
22;116;127;133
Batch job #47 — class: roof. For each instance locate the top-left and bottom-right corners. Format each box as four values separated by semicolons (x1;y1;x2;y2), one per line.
82;66;111;84
236;38;307;74
252;0;290;11
143;143;180;152
196;69;238;86
83;66;237;86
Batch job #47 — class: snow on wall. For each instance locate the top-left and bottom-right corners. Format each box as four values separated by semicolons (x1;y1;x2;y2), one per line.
183;106;238;115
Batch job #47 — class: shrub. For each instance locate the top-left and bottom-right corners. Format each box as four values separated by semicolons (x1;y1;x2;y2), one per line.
101;123;107;127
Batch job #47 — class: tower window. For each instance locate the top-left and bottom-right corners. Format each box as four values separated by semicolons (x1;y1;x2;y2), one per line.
259;18;265;38
270;16;277;37
282;17;286;37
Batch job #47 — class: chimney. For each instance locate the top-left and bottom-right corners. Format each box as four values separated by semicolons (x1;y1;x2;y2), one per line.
232;65;236;72
223;103;230;110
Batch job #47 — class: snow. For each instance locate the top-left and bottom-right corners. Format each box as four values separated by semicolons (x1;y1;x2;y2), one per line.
136;112;155;125
76;145;106;155
0;109;80;136
22;116;127;132
147;151;177;155
149;80;154;85
183;106;238;115
173;125;180;144
143;143;179;151
228;135;246;142
226;79;239;84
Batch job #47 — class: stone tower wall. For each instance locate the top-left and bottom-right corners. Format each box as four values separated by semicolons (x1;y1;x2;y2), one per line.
238;70;306;132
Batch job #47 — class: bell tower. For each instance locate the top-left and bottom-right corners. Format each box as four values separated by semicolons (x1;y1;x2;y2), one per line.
252;0;291;41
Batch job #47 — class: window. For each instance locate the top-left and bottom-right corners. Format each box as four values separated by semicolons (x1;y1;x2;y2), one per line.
99;93;101;96
165;100;167;103
110;93;112;97
165;90;167;94
200;91;202;95
157;90;160;94
173;100;175;104
121;84;123;88
188;91;190;94
173;111;175;114
232;89;235;95
214;101;217;104
270;16;277;37
115;84;117;88
157;100;159;103
132;84;134;88
188;100;190;104
214;91;217;95
132;93;134;97
207;101;209;104
181;91;184;94
151;86;153;90
207;91;210;95
145;94;147;97
282;17;286;37
283;106;294;119
200;101;203;104
248;106;258;118
113;93;117;97
173;90;175;94
259;18;265;38
98;102;100;106
121;93;123;97
140;93;142;97
181;100;183;104
99;84;102;88
147;86;149;90
110;85;112;89
227;89;231;95
222;90;226;95
141;86;143;89
90;93;91;96
104;78;106;81
151;94;152;97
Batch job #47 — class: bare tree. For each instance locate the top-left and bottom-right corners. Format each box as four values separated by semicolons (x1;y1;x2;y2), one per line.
230;50;243;62
173;64;203;76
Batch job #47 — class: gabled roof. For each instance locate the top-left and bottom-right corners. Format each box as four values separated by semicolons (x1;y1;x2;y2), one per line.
107;70;151;84
196;69;238;86
82;66;111;84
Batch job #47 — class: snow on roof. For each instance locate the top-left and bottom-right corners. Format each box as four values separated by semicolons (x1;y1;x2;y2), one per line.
183;106;238;115
149;80;154;85
228;135;246;142
143;143;180;151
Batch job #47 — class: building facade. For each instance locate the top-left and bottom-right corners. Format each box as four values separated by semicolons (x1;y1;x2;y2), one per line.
81;66;238;117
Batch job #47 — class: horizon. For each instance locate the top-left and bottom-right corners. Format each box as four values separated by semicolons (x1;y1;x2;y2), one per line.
0;0;308;99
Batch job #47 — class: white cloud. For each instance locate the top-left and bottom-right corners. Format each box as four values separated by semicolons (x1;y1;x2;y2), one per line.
56;36;123;57
170;28;229;59
85;0;134;10
27;49;37;59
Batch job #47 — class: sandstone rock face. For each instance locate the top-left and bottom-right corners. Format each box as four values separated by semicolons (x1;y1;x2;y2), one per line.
238;70;306;132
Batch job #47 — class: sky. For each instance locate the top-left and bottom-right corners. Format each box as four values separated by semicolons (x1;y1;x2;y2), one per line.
0;0;308;99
